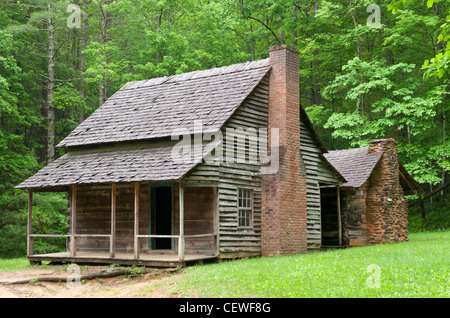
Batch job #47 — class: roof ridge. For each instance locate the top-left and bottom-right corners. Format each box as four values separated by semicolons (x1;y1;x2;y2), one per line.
122;58;270;91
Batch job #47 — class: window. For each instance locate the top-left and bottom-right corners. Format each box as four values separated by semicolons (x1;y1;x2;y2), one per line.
238;189;253;228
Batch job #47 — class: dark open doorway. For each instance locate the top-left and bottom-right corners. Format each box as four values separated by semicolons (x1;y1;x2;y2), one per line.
149;184;173;250
320;186;342;247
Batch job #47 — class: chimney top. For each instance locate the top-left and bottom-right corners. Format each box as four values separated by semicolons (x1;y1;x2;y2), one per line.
369;138;397;146
269;45;299;54
368;138;398;153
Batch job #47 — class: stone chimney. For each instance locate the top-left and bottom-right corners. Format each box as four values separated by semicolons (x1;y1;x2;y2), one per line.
366;138;408;244
261;45;308;256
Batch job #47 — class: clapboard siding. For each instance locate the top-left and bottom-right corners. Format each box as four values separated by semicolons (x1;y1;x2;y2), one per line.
300;118;341;250
218;75;269;257
181;75;269;257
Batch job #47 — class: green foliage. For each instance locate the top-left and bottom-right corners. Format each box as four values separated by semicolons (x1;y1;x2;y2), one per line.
409;199;450;232
0;30;40;194
0;190;67;257
389;0;450;78
323;57;444;155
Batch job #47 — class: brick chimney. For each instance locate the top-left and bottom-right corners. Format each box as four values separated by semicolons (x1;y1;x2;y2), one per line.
261;45;308;256
366;138;408;244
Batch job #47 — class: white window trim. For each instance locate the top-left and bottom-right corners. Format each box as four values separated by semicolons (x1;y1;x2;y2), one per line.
237;188;253;229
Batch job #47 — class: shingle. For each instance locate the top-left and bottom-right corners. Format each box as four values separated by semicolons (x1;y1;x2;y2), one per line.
16;140;221;189
323;146;383;188
57;59;270;148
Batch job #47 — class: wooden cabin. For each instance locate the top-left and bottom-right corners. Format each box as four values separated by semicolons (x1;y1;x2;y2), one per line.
323;139;423;247
17;46;388;268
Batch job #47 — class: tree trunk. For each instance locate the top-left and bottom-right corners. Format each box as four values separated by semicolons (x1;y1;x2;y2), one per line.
349;7;365;116
99;0;108;107
79;0;87;123
46;2;55;164
419;198;426;220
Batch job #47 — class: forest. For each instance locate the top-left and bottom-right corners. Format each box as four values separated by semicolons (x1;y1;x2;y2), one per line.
0;0;448;257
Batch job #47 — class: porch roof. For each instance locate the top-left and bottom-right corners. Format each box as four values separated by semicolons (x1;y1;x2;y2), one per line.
16;141;217;189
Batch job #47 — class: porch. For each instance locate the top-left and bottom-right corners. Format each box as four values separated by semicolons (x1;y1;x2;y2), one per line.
26;181;219;267
28;251;217;268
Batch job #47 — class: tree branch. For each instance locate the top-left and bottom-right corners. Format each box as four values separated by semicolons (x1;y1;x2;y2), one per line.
246;15;282;44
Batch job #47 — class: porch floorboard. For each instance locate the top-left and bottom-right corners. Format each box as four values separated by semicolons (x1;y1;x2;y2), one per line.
28;251;218;268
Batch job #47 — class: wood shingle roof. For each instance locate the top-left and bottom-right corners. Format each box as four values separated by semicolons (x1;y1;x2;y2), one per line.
17;59;270;189
57;59;271;148
16;140;219;189
323;146;383;188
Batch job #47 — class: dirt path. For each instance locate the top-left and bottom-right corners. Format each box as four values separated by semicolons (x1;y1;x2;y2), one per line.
0;265;185;298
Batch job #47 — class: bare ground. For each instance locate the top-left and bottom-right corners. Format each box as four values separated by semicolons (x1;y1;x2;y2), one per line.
0;265;187;298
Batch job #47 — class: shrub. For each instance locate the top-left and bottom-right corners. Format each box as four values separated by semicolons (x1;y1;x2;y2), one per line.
408;197;450;232
0;189;67;257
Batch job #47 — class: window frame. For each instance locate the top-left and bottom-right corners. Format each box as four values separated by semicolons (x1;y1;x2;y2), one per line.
237;188;253;229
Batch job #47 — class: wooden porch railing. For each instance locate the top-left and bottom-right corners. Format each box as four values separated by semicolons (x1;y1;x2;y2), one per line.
27;182;219;262
27;233;218;261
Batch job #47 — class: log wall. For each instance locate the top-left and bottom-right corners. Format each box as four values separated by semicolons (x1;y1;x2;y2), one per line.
341;184;369;246
68;183;149;253
68;183;216;255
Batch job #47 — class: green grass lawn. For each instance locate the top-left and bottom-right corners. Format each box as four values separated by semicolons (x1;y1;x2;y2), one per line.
0;257;31;272
176;231;450;298
1;231;448;298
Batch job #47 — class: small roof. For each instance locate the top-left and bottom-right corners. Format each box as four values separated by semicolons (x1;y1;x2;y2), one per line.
57;59;271;148
324;145;423;194
323;146;383;188
16;141;218;189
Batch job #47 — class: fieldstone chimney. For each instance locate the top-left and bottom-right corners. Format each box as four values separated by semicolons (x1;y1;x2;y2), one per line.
366;138;408;244
261;45;308;256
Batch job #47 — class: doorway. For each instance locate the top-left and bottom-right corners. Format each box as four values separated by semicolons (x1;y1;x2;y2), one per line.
149;184;173;250
320;186;342;246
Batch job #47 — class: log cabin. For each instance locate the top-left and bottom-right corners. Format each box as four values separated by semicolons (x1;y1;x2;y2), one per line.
323;139;423;247
16;46;419;267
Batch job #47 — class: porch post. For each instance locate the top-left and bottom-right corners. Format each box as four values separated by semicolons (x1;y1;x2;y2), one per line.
337;186;342;246
110;183;116;258
178;182;185;261
134;182;140;259
214;187;219;256
27;189;33;256
70;185;77;257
